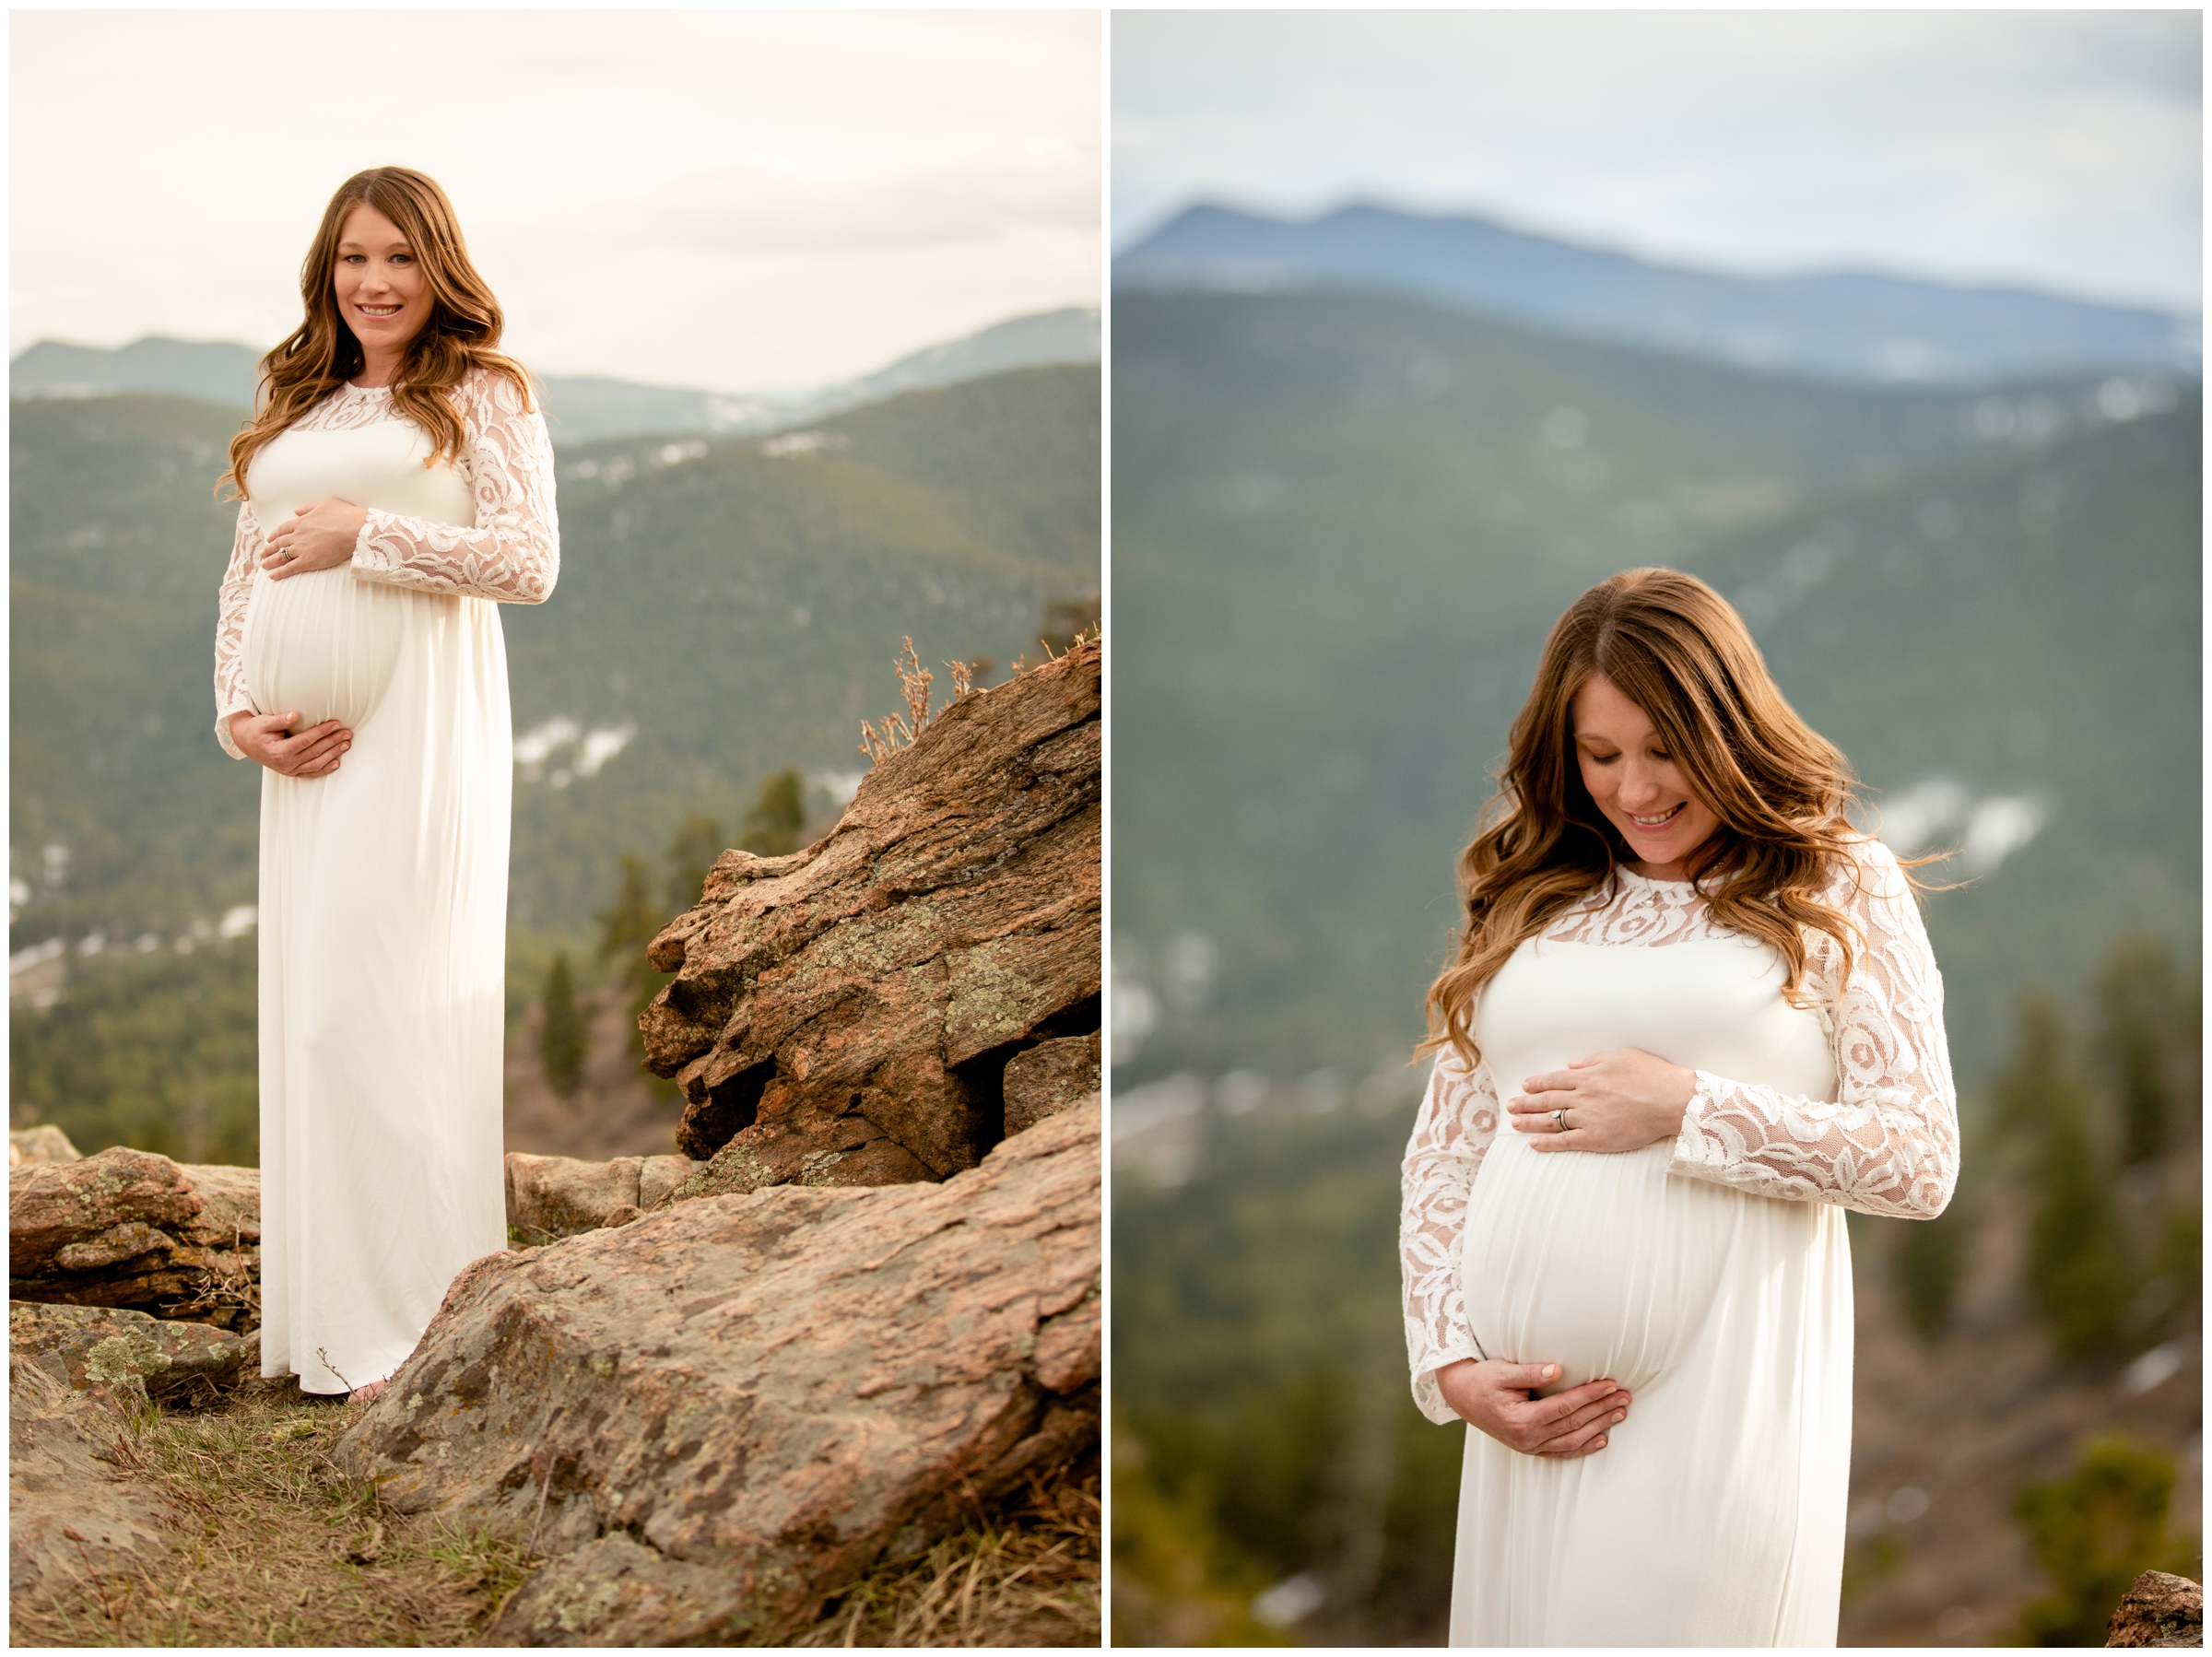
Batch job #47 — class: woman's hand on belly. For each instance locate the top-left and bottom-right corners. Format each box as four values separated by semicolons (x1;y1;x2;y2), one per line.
228;710;352;777
262;498;370;581
1435;1358;1630;1457
1508;1048;1696;1154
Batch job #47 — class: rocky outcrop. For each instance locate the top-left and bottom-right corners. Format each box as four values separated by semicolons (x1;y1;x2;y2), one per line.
10;1146;262;1331
2108;1571;2204;1647
505;1150;697;1240
11;1123;82;1166
11;1300;253;1403
9;1351;170;1604
1006;1032;1101;1135
640;638;1100;1196
335;1097;1101;1646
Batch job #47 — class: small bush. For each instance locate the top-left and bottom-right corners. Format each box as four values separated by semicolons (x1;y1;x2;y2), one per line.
2014;1433;2200;1646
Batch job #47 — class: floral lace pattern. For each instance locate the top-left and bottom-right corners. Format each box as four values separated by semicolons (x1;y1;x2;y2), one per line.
350;372;559;602
214;497;265;758
1399;840;1958;1423
1399;1048;1501;1422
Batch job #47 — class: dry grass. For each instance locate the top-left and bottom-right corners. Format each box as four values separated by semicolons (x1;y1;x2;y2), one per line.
15;1377;1099;1649
10;1379;528;1648
858;626;1100;765
792;1472;1102;1648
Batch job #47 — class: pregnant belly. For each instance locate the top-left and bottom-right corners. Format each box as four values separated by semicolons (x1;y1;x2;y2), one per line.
1460;1133;1742;1396
241;567;407;732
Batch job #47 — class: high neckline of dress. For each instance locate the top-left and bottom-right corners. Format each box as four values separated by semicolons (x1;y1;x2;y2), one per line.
1615;865;1699;892
343;381;395;399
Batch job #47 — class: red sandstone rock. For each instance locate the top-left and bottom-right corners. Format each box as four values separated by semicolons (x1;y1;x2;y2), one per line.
2107;1570;2204;1648
639;638;1100;1194
334;1098;1101;1646
9;1147;261;1331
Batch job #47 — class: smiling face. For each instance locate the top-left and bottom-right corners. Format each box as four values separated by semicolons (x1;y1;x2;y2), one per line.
331;203;430;381
1571;672;1724;880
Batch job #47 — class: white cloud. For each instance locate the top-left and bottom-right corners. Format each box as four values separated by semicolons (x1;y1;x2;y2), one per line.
11;10;1100;390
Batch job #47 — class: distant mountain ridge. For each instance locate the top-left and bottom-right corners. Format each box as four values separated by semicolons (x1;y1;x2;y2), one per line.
7;306;1101;443
1114;203;2199;387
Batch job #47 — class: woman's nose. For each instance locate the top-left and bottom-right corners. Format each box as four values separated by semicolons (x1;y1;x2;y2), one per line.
1618;764;1663;806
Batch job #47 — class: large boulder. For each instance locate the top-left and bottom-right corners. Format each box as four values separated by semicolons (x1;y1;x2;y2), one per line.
2108;1570;2204;1647
10;1300;253;1403
335;1097;1101;1646
10;1146;262;1331
9;1351;170;1605
505;1150;698;1240
640;638;1100;1193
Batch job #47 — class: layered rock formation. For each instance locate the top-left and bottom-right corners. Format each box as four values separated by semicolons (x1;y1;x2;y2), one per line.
2107;1571;2204;1648
10;1147;262;1331
640;638;1100;1196
335;1097;1101;1645
504;1150;697;1240
10;1300;253;1403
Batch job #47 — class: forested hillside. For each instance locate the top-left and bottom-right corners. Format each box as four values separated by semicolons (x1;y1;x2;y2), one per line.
9;364;1100;1160
1111;288;2197;1090
1108;286;2200;1646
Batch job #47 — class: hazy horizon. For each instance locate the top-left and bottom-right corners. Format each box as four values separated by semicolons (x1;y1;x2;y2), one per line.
1115;11;2201;317
6;301;1101;402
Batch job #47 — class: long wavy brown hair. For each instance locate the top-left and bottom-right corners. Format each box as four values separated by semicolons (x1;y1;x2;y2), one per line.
221;167;532;499
1423;567;1889;1071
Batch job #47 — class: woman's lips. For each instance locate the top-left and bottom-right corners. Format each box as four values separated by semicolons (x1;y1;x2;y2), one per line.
1627;802;1686;829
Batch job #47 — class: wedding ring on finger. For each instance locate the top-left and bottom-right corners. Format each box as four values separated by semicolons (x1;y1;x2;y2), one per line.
1554;1108;1568;1133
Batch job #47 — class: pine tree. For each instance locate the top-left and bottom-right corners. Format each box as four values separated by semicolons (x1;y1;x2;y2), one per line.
1997;993;2131;1358
663;813;726;917
2093;937;2179;1166
738;771;806;856
595;852;662;995
595;852;665;1070
1892;1197;1971;1343
538;950;587;1099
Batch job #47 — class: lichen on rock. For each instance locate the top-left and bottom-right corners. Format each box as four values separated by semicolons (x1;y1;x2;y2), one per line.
639;638;1100;1194
334;1098;1101;1646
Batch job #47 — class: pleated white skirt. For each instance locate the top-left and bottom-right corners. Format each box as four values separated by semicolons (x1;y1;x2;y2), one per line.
243;561;510;1393
1450;1126;1853;1646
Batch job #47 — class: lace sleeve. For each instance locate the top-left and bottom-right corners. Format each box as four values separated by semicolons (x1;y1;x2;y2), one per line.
213;499;261;758
1670;840;1959;1218
1401;1049;1501;1425
349;369;559;603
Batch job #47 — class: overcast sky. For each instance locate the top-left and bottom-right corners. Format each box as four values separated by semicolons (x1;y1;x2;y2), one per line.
1114;10;2201;315
12;10;1100;393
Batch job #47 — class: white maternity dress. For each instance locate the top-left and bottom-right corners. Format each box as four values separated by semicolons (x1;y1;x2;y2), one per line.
1400;840;1958;1646
212;368;559;1394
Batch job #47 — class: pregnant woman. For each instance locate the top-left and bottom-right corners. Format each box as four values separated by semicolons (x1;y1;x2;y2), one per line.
1400;568;1958;1646
212;167;558;1401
